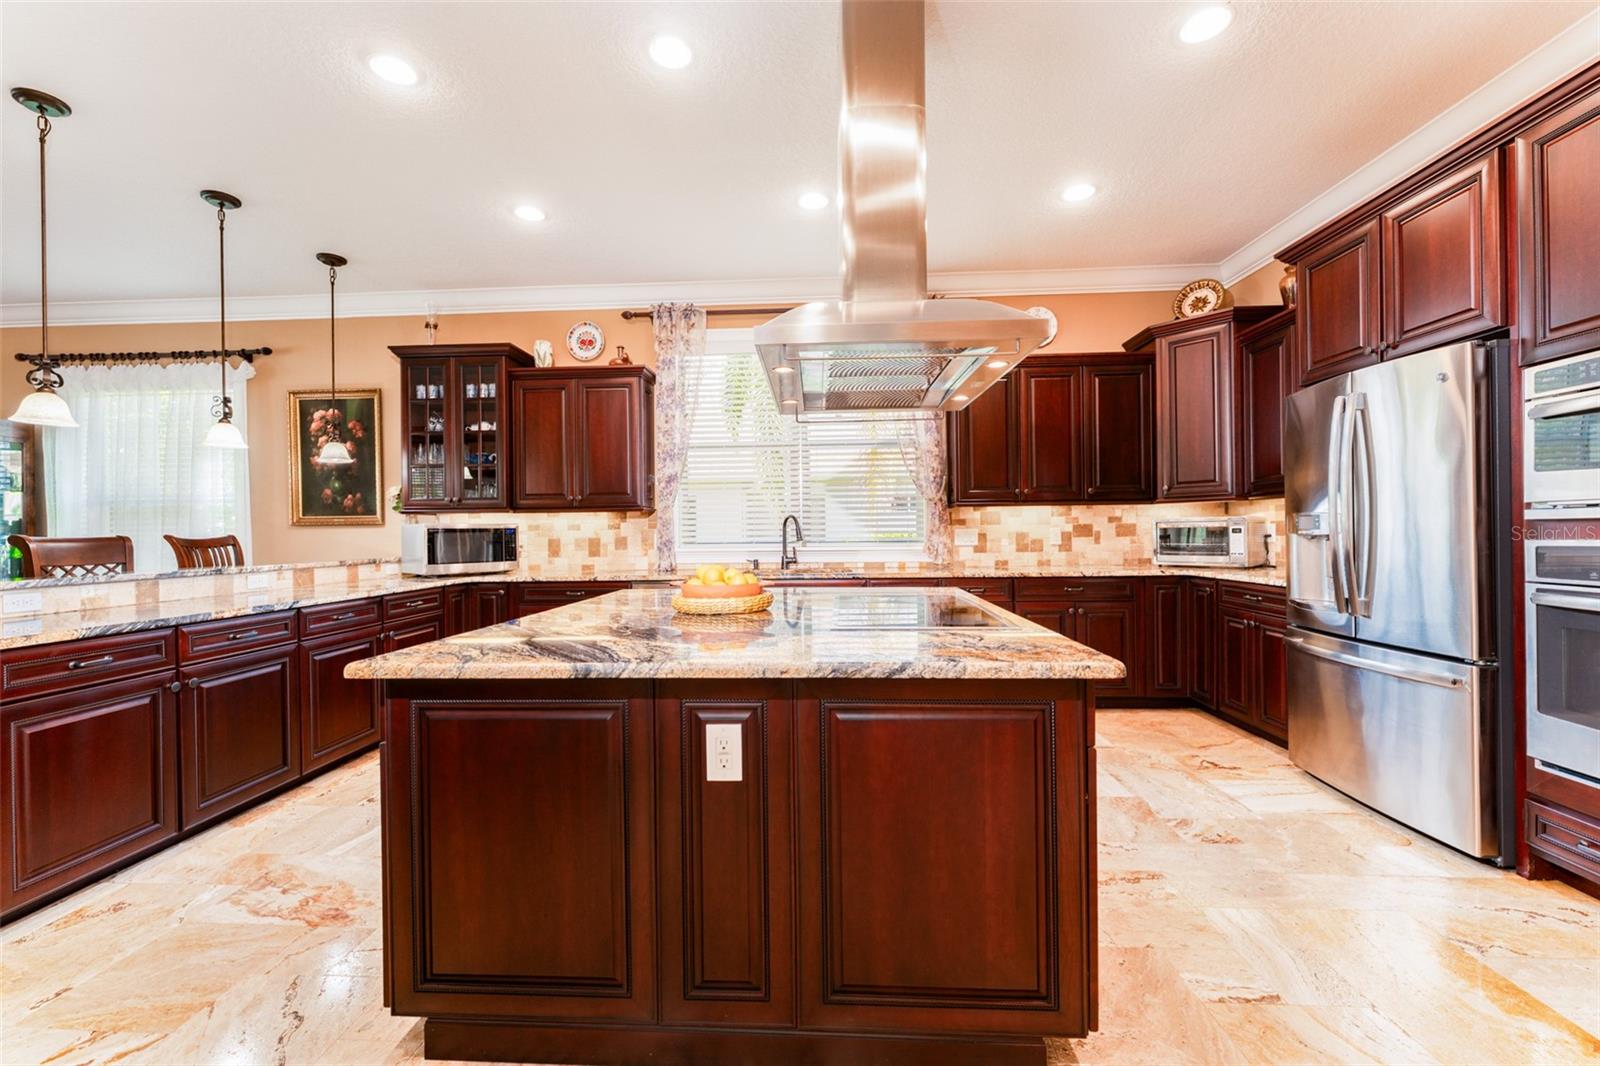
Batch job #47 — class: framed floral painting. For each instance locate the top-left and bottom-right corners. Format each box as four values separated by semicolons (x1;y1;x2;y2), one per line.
288;388;384;525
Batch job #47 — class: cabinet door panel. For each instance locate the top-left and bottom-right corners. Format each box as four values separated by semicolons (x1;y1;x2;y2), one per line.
1216;609;1254;722
471;586;510;629
1382;153;1504;356
512;377;575;508
1018;365;1082;501
1239;319;1290;497
1157;325;1236;499
1186;580;1218;709
1083;362;1153;500
574;377;646;508
1255;617;1289;742
1517;85;1600;364
2;673;179;915
947;378;1020;504
1147;579;1186;697
657;686;794;1027
302;629;384;773
1076;601;1140;697
402;360;453;508
1018;606;1070;636
181;645;299;829
1296;218;1382;386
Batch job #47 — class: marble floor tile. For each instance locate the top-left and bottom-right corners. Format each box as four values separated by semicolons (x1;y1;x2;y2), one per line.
3;710;1597;1066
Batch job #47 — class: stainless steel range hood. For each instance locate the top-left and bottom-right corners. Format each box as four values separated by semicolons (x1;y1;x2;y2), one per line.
754;0;1048;419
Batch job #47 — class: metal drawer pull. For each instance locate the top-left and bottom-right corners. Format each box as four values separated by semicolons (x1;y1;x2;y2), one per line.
1529;590;1599;613
67;654;114;670
1063;585;1085;593
330;611;360;621
1242;593;1264;602
1285;636;1464;689
400;599;430;609
565;590;585;597
227;629;261;641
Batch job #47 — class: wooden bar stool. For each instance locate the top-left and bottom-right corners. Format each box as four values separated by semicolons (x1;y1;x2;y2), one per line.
7;534;135;578
164;534;246;570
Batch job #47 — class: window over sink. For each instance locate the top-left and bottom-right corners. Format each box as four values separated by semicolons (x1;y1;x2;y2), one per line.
676;330;926;564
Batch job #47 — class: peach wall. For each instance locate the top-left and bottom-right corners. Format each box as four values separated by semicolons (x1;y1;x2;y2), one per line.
1229;260;1293;307
1;288;1178;566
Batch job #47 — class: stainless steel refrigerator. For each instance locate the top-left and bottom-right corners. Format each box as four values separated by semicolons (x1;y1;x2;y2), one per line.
1284;339;1514;863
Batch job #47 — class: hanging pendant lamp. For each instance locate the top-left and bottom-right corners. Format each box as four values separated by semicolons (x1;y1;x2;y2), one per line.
201;189;248;449
314;252;354;467
8;88;77;428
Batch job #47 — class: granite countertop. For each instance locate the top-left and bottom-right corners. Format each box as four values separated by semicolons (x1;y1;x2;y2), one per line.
345;587;1128;682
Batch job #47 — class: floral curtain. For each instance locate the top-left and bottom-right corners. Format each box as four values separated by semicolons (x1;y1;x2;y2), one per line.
651;302;706;574
897;415;952;566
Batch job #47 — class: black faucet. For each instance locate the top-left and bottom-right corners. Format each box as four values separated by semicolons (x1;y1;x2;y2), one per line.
780;514;803;570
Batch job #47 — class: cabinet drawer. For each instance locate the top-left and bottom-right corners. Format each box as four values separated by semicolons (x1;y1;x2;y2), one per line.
860;577;939;587
1218;582;1286;616
178;611;297;664
1527;799;1600;882
2;629;178;700
384;589;446;624
510;582;629;616
300;597;383;639
1016;577;1138;601
942;577;1015;604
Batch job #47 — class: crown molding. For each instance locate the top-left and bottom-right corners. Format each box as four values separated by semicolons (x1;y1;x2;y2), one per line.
0;262;1209;328
1220;9;1600;285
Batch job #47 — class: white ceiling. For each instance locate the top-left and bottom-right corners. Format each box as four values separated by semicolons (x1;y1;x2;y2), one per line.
1;1;1596;320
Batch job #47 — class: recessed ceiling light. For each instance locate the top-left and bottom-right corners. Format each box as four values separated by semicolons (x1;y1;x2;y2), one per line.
1060;182;1097;202
1179;5;1233;44
797;191;830;211
512;204;546;223
953;394;969;403
986;359;1008;369
773;365;795;374
368;55;419;86
649;35;693;69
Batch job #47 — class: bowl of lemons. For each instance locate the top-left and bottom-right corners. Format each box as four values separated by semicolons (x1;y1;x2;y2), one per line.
673;564;773;615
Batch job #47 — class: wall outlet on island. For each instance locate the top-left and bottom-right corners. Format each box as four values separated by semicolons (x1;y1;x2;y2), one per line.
706;723;743;782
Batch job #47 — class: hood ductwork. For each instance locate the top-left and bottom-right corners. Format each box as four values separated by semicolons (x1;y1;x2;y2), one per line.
754;0;1049;419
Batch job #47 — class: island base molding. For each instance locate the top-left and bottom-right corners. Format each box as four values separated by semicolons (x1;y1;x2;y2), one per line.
424;1018;1048;1066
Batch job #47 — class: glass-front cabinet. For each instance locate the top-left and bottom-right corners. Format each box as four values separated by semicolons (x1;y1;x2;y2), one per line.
391;343;534;512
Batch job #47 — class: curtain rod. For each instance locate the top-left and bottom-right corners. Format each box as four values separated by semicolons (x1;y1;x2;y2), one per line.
13;347;272;365
619;306;792;321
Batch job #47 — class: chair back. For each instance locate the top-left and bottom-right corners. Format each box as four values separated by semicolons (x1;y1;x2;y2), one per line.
164;534;246;570
8;535;135;579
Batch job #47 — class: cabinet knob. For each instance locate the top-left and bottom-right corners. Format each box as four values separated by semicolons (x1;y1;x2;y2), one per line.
187;677;199;688
169;680;183;693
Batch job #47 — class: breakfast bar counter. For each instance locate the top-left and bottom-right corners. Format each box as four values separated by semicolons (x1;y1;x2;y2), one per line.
352;586;1120;1065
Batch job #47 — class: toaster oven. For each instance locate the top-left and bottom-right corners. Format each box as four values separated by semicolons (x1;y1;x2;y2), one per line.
401;525;518;576
1153;516;1270;568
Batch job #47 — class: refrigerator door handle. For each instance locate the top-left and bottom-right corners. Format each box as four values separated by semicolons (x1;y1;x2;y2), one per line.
1286;635;1465;689
1350;393;1376;618
1328;394;1352;615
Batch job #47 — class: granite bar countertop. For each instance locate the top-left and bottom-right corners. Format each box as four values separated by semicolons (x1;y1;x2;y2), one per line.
0;563;1284;652
345;587;1127;682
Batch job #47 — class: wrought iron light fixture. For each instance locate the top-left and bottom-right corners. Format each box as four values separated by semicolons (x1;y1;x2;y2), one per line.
315;252;354;467
8;87;77;428
201;189;248;449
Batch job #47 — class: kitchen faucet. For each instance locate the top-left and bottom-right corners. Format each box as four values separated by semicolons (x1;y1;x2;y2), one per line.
780;514;803;570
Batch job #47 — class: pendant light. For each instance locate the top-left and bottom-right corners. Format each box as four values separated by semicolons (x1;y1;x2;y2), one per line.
201;189;248;449
314;252;354;467
8;88;77;428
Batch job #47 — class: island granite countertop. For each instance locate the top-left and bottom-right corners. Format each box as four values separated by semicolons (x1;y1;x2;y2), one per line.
345;586;1127;682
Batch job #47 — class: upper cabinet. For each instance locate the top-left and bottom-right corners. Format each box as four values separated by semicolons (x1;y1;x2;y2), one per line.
510;366;656;512
1516;83;1600;365
1125;307;1280;502
947;354;1153;506
1291;152;1506;387
1236;309;1294;498
392;343;534;512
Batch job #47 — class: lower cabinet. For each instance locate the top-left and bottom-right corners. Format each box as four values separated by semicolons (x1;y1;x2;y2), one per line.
1016;579;1141;698
511;581;630;618
1;672;181;915
301;628;386;773
1186;579;1218;708
1213;584;1289;743
180;643;300;830
1146;578;1186;696
470;584;510;629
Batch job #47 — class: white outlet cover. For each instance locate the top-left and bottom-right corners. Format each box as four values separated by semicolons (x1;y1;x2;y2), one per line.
705;722;743;782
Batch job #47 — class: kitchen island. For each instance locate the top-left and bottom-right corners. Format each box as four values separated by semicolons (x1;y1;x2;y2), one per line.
348;586;1123;1066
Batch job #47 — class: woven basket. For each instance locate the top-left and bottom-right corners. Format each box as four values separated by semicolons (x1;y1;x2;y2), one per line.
671;591;774;616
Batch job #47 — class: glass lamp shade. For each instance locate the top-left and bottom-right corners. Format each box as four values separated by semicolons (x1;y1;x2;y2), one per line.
8;388;78;428
203;417;248;450
317;438;354;466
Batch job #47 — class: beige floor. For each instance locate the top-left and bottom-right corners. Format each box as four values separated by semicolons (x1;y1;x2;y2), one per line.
2;709;1597;1066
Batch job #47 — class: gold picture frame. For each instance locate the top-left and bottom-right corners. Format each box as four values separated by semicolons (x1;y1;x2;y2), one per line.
288;388;384;526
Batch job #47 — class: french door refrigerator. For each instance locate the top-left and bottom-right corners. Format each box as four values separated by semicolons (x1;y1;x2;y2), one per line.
1284;339;1514;863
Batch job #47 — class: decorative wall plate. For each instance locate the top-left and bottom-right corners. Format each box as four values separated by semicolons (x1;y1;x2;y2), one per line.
566;321;605;361
1173;279;1229;318
1025;306;1059;347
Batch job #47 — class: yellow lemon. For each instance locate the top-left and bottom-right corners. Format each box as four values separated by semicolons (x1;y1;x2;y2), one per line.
686;577;703;586
703;564;727;585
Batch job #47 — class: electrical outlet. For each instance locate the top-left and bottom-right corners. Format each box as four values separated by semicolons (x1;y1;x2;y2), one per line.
705;722;742;782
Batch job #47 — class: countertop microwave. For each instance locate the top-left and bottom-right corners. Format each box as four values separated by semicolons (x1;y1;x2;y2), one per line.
1152;516;1271;568
401;525;518;576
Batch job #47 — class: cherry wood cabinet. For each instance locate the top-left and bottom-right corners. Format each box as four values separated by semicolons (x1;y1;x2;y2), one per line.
1515;83;1600;365
1015;578;1141;698
510;581;631;618
948;354;1153;506
1146;577;1186;697
301;627;384;773
392;343;534;512
470;584;509;629
511;367;656;511
1185;578;1219;709
1;670;180;916
1235;310;1293;498
179;643;300;829
1212;583;1288;743
1294;219;1384;385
